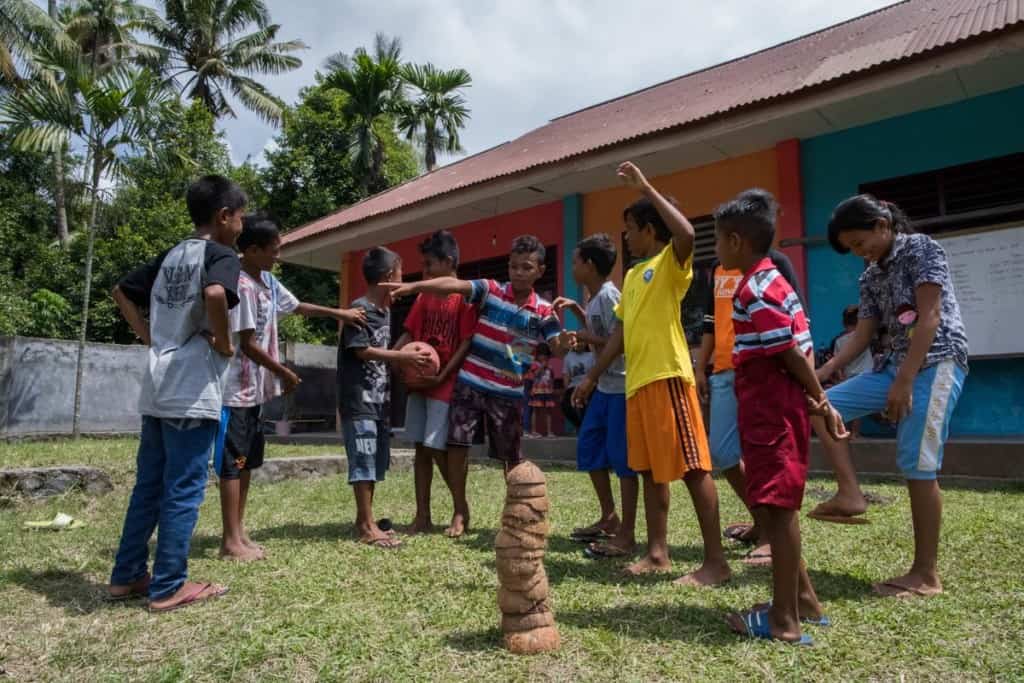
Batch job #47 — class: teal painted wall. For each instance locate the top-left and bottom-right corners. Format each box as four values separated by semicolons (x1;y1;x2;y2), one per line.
562;194;583;330
802;85;1024;436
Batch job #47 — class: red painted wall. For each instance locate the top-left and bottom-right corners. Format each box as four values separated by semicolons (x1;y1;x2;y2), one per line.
346;201;564;300
774;139;807;293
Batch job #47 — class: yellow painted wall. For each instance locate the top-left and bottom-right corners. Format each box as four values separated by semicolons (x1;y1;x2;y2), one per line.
582;148;779;283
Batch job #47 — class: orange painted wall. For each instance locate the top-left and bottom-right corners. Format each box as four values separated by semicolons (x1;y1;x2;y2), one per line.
581;148;780;283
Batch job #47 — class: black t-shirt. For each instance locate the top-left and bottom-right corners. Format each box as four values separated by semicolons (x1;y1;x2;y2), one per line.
118;240;241;310
337;296;391;420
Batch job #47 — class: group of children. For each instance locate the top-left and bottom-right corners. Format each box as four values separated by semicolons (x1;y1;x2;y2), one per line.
106;159;969;644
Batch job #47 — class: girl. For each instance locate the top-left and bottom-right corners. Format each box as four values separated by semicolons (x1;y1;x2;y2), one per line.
814;195;968;599
528;344;557;437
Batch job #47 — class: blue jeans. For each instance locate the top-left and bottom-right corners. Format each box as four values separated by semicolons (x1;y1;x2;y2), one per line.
110;416;217;600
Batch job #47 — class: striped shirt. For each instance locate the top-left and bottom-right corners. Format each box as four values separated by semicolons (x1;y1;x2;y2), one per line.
457;280;561;399
732;258;812;366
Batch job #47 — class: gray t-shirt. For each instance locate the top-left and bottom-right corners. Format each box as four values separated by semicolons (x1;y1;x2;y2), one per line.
337;296;391;420
586;281;626;395
117;238;241;421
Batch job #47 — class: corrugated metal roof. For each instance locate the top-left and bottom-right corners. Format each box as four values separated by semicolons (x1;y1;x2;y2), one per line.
283;0;1024;246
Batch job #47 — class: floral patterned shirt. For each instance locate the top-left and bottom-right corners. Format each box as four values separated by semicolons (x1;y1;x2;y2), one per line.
857;233;968;373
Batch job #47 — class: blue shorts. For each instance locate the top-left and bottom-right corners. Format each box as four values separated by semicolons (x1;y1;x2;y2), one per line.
341;417;390;483
708;370;742;471
827;361;965;480
576;390;635;478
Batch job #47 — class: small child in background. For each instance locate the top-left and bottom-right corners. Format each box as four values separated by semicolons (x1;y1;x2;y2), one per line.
560;337;594;430
528;344;557;438
829;304;874;437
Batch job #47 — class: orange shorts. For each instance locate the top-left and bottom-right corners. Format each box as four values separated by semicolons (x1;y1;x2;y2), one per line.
626;377;711;483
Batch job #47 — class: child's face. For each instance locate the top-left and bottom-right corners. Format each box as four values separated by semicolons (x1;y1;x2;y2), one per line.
623;214;655;258
508;251;544;294
245;237;281;272
837;221;893;263
217;208;245;245
570;250;590;286
714;223;744;270
385;261;404;284
422;253;452;279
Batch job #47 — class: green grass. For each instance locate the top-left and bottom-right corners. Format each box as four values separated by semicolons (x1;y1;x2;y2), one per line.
1;438;1022;682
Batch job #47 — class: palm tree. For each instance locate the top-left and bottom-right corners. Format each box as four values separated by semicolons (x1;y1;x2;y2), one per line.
143;0;306;124
61;0;161;72
0;0;54;84
323;33;405;193
398;63;471;171
0;46;173;435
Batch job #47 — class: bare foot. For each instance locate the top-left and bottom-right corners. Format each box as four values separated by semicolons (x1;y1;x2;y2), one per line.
624;554;672;576
673;561;732;587
241;534;266;557
359;534;402;548
741;543;772;566
445;511;469;538
809;492;868;520
219;543;263;562
406;517;433;535
873;572;943;598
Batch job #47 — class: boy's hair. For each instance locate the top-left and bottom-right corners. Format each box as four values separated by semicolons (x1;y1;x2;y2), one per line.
623;196;677;244
185;174;247;227
419;230;460;268
362;246;401;285
237;213;281;251
576;233;617;277
511;235;546;263
713;188;779;255
828;194;913;254
843;304;859;328
535;342;551;358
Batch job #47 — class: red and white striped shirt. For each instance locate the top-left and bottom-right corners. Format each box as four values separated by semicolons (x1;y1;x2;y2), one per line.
731;258;812;366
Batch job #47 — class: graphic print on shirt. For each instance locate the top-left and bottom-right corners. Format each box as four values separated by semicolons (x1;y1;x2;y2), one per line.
154;263;199;309
714;272;742;299
363;322;391;407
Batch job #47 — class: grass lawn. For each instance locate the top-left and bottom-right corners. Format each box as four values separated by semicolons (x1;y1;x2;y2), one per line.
1;438;1023;682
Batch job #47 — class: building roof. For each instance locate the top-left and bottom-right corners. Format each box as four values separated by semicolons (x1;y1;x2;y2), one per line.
283;0;1024;246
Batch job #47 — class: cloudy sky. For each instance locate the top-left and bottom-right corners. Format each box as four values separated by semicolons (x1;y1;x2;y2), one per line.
219;0;896;165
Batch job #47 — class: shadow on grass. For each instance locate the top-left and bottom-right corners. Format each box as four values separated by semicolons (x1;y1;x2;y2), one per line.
189;522;358;555
4;569;134;616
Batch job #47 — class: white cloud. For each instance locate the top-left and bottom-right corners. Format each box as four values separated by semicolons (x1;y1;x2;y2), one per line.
216;0;896;165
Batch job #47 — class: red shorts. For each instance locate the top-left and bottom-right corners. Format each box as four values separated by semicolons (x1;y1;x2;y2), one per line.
735;357;809;510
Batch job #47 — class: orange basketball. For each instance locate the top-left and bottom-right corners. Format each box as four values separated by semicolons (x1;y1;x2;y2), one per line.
399;341;441;389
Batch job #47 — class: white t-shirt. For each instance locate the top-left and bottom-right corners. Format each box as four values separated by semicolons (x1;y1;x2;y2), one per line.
585;281;626;395
223;270;299;407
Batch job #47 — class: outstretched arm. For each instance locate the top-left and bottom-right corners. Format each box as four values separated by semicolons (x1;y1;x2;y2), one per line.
295;302;367;327
383;277;473;300
617;161;695;265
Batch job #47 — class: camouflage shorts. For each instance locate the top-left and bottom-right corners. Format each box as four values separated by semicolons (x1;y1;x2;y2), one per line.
448;382;523;464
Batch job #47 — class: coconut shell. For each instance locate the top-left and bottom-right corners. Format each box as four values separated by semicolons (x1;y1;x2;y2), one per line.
501;502;547;523
497;589;548;614
505;461;546;486
501;608;554;633
507;483;547;499
495;546;545;561
500;516;550;537
495;528;546;551
499;569;548;594
496;558;543;583
503;626;561;654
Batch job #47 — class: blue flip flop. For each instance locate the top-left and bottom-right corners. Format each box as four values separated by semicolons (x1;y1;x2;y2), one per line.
763;600;831;627
735;607;814;646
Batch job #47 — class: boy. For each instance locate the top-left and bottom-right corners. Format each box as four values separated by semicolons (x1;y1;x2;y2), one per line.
712;189;847;643
107;175;245;612
553;233;639;559
217;214;369;561
391;230;477;536
575;163;728;585
338;247;434;549
385;235;564;535
694;229;807;565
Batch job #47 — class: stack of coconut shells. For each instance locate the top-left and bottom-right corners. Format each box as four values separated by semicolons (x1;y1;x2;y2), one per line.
495;461;561;654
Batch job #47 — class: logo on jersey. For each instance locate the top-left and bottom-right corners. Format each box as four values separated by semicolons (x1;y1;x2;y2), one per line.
643;268;654;283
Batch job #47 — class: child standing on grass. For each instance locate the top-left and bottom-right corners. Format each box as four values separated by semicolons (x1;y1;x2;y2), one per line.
107;175;245;612
575;162;729;585
712;189;847;644
337;247;434;549
693;215;807;566
216;214;368;561
813;195;967;599
527;344;557;438
384;235;565;536
555;233;638;560
559;335;593;431
391;230;478;537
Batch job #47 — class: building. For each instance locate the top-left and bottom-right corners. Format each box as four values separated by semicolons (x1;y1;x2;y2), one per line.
281;0;1024;438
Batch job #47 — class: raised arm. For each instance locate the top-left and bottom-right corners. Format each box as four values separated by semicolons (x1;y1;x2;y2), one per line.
295;302;367;327
618;161;695;265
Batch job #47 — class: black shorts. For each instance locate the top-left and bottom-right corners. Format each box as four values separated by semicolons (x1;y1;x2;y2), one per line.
447;382;523;464
218;406;265;479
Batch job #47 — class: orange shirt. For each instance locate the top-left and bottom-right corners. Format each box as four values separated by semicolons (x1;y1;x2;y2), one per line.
711;266;744;373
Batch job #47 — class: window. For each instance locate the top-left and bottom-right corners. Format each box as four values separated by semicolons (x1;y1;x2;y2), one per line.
860;152;1024;234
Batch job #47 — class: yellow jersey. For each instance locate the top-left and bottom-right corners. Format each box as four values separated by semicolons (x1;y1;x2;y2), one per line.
614;243;695;397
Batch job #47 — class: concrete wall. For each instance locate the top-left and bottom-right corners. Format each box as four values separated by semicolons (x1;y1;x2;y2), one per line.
801;84;1024;436
0;336;147;437
0;337;340;438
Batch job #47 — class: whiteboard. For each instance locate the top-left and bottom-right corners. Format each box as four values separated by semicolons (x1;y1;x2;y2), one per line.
938;225;1024;357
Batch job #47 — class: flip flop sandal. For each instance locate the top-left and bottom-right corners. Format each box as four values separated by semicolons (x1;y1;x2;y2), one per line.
570;528;613;543
730;607;813;646
758;601;831;627
106;574;151;602
148;583;228;613
872;580;942;598
583;542;633;560
723;523;756;544
742;548;773;566
807;510;870;525
362;536;402;549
